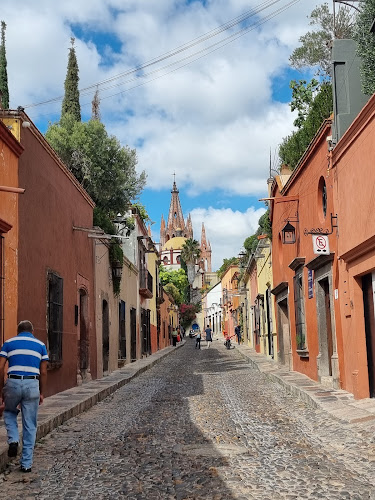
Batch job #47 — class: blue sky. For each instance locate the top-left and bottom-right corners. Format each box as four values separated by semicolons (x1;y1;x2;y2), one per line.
2;0;314;270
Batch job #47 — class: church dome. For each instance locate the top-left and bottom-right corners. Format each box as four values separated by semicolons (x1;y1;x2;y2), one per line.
162;236;187;251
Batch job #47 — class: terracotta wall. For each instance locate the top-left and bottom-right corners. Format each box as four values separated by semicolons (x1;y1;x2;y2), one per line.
271;120;342;386
221;265;238;338
332;94;375;398
15;116;95;396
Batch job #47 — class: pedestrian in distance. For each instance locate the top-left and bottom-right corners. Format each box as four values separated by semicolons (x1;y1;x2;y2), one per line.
205;324;212;348
171;328;178;347
0;320;48;473
235;324;242;345
195;331;201;349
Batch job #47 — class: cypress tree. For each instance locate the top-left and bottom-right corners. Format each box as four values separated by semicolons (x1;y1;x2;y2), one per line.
91;87;100;121
0;21;9;109
61;37;81;121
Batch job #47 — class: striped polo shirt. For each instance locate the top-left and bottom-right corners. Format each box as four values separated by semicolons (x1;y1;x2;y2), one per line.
0;332;49;376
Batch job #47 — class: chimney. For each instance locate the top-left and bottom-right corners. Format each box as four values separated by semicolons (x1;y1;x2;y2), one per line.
332;39;369;144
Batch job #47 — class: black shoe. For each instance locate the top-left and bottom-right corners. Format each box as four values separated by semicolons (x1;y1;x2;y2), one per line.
20;466;32;473
8;442;18;458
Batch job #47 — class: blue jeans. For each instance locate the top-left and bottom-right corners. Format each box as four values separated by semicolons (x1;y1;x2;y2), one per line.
3;378;40;468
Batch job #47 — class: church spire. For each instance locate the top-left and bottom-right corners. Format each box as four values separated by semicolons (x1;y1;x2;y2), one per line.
200;222;212;272
165;178;186;239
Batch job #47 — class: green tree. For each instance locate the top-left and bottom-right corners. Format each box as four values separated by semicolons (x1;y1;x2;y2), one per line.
0;21;9;109
290;3;355;77
279;82;333;169
354;0;375;95
181;239;201;285
159;267;189;303
290;79;320;128
243;209;272;257
132;202;151;223
159;267;188;290
45;114;146;220
62;38;81;122
164;283;182;306
217;257;238;280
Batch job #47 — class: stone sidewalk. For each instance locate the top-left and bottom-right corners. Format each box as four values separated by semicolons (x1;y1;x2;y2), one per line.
235;342;375;425
0;341;185;472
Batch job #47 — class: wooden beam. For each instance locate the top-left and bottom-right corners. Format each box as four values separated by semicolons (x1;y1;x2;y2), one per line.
0;185;25;194
259;195;299;203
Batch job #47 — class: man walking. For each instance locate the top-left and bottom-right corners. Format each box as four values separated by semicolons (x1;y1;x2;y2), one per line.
205;324;212;348
235;324;242;345
0;320;48;472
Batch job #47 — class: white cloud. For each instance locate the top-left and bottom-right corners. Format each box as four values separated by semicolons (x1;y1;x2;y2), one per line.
2;0;314;267
190;205;266;271
3;0;311;155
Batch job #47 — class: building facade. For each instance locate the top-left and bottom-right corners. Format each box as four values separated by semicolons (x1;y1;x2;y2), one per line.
1;110;96;397
270;119;342;389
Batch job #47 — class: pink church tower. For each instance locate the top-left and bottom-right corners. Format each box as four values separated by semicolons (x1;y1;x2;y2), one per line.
200;223;212;272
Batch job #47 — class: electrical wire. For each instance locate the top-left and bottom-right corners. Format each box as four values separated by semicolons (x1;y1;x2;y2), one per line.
24;0;299;110
79;0;300;105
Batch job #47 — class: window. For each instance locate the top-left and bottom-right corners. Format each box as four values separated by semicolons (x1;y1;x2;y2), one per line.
176;255;181;264
293;268;307;350
163;256;169;265
322;182;327;217
47;271;63;363
318;177;327;221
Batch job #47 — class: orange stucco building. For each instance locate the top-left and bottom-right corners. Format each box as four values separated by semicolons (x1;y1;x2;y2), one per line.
0;120;24;344
271;119;343;390
332;93;375;398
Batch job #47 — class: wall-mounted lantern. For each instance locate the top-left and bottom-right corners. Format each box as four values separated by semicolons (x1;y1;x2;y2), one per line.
112;261;123;278
281;221;296;244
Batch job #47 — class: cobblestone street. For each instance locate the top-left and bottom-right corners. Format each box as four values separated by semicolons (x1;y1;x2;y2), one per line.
2;339;375;500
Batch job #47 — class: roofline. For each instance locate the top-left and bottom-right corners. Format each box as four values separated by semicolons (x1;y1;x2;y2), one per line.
281;118;332;195
0;110;95;208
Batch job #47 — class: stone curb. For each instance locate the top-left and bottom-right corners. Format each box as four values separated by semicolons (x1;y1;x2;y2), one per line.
0;341;185;472
233;344;375;426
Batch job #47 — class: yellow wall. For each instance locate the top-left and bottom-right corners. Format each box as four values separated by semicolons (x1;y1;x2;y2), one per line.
1;117;21;141
256;238;277;360
147;250;158;329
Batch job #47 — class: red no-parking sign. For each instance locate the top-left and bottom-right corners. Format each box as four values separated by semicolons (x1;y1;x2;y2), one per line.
312;235;330;255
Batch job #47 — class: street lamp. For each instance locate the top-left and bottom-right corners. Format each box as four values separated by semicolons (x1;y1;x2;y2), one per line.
111;260;123;278
281;221;296;244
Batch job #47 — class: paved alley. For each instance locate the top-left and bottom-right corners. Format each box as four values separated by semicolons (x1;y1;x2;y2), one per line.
1;339;375;500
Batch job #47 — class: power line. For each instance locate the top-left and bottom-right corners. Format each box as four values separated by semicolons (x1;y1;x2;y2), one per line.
80;0;299;104
24;0;299;110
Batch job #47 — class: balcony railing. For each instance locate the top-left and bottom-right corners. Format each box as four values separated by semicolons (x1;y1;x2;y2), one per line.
139;269;153;298
156;283;165;307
